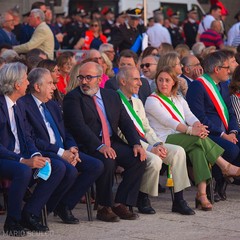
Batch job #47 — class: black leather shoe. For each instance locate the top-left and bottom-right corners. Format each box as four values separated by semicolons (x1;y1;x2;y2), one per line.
4;216;27;237
137;193;156;214
215;179;227;201
172;200;195;215
21;211;49;232
206;184;221;203
55;204;79;224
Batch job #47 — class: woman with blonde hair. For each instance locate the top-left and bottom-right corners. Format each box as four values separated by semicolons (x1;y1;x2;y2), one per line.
145;66;240;211
101;52;114;78
66;63;82;93
157;51;188;97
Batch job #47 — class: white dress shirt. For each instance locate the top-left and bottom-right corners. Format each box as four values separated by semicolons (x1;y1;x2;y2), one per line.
32;95;64;156
147;23;172;47
4;95;20;154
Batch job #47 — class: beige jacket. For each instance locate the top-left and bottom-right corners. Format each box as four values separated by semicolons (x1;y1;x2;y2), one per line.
13;22;54;59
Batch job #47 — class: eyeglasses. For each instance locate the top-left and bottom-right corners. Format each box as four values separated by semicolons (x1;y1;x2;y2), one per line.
106;50;115;54
5;19;14;23
219;65;230;70
140;63;157;69
77;75;101;82
91;24;99;27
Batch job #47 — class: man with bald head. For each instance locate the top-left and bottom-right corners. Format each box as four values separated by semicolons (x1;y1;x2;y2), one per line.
63;61;147;222
181;55;203;86
200;20;224;49
117;66;194;215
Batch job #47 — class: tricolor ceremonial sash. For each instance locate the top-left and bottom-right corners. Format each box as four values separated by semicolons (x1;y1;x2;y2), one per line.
117;90;145;138
197;74;229;130
149;93;185;124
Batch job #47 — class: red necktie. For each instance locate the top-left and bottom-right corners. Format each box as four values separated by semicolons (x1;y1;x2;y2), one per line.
92;95;111;147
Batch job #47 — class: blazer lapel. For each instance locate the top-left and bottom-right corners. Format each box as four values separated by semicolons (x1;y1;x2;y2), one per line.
46;101;65;138
0;95;11;127
27;95;49;134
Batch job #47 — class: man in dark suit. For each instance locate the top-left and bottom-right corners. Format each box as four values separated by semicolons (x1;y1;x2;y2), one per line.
0;63;65;236
111;8;145;55
0;12;19;46
21;68;103;224
180;55;203;87
105;49;151;104
186;51;240;199
63;62;146;222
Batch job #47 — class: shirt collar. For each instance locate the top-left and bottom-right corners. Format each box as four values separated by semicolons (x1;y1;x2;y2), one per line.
4;95;15;109
31;94;43;108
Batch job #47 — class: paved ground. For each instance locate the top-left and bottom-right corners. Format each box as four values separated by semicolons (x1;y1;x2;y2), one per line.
1;181;240;240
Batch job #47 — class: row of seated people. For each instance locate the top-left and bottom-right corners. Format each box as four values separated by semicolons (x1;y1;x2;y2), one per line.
1;49;240;237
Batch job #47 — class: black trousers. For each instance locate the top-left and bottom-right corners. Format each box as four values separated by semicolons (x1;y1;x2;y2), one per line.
90;141;146;207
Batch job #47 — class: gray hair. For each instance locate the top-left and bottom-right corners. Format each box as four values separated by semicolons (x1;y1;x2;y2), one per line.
203;51;228;74
154;12;164;23
192;42;205;56
31;8;45;21
0;12;9;27
116;66;138;86
79;62;103;75
99;43;114;53
28;67;50;93
0;62;27;95
1;49;19;63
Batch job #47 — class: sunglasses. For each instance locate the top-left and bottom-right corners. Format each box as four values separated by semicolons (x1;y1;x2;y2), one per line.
140;63;157;69
91;24;99;27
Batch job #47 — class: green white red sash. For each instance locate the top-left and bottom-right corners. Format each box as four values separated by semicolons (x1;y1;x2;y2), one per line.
149;93;185;124
117;90;145;138
197;74;229;130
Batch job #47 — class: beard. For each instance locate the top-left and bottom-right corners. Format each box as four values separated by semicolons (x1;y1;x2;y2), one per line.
80;84;99;96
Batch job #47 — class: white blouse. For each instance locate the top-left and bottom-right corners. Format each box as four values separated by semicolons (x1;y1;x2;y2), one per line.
145;93;199;142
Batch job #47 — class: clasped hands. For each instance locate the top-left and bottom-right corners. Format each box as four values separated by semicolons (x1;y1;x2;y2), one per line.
99;144;146;161
151;145;167;159
62;147;81;166
192;122;209;139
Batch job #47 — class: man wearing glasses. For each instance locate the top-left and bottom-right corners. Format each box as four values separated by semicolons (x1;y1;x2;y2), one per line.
181;55;203;86
140;55;158;92
63;61;147;222
0;11;19;46
187;51;240;200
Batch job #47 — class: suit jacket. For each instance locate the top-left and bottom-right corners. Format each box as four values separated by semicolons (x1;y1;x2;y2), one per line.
21;94;76;155
0;95;39;161
110;22;145;54
186;80;239;136
119;97;162;149
63;87;141;153
0;28;19;46
13;22;54;59
180;74;193;87
104;76;151;104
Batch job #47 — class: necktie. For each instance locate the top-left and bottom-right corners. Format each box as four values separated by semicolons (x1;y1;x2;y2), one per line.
12;104;25;152
41;103;64;148
92;95;111;147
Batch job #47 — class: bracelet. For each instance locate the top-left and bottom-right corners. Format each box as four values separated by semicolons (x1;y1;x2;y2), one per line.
186;126;193;135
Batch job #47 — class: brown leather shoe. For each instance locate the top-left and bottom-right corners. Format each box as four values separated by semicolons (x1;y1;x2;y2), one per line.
112;204;138;220
96;207;120;222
